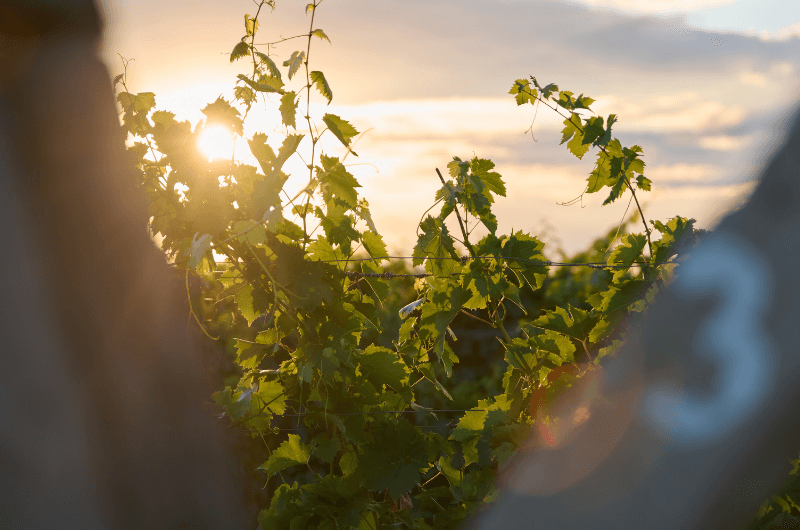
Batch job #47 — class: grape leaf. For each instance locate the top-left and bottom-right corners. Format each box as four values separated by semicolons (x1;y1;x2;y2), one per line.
317;154;360;209
356;420;429;501
311;28;330;43
361;231;387;262
531;304;597;344
256;52;282;80
310;70;332;104
607;233;647;281
359;345;409;390
413;216;459;278
260;435;312;477
322;113;359;151
230;40;250;63
234;284;257;326
279;91;297;129
283;50;305;80
509;78;536;105
237;73;285;95
244;14;259;36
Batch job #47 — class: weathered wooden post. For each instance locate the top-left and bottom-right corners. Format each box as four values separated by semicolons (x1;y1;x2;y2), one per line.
0;1;248;528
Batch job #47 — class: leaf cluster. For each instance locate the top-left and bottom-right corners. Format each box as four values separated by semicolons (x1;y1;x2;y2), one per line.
115;3;796;528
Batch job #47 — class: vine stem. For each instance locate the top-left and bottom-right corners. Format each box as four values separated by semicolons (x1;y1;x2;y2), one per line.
301;1;319;251
435;168;475;257
521;86;654;265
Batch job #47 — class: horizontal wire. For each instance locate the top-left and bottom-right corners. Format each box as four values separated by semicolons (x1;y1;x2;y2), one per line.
209;255;672;276
257;409;485;417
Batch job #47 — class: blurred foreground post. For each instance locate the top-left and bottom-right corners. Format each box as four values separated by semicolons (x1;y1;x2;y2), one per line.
470;104;800;529
0;2;248;528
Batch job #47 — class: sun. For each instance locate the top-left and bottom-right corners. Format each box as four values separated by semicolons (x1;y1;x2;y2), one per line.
197;125;235;161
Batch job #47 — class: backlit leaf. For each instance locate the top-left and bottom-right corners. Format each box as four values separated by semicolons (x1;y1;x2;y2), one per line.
322;113;358;151
283;50;305;80
230;40;250;63
311;29;330;43
260;435;311;477
279;91;297;129
310;70;332;104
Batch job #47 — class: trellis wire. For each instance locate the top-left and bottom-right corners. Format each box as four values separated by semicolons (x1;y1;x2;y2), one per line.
210;255;673;280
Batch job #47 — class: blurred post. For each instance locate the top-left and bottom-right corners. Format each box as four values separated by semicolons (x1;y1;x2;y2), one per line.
470;104;800;529
0;1;248;528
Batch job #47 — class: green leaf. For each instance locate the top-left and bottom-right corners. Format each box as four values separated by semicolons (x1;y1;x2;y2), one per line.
398;316;416;343
575;94;595;110
356;420;428;501
311;28;330;43
274;134;304;174
539;82;559;99
470;158;506;197
474;231;549;291
244;13;259;36
419;364;453;401
651;217;695;264
150;110;175;129
189;233;212;270
361;231;387;262
529;329;577;363
636;174;652;191
279;91;298;129
560;113;587;159
255;379;286;415
359;345;409;390
237;73;285;95
317;154;360;209
230;40;250;63
602;173;628;205
232;219;267;246
531;304;597;344
234;284;258;326
438;456;462;487
319;201;360;248
201;95;244;136
567;129;590;160
509;78;536;105
256;52;282;80
588;279;648;314
233;85;255;106
419;287;470;370
283;51;305;80
356;198;378;234
322;113;359;151
117;91;156;114
582;115;605;146
556;90;576;111
607;233;647;281
247;132;276;175
340;451;357;476
412;216;459;278
260;435;312;477
313;435;341;464
305;3;315;14
310;70;332;104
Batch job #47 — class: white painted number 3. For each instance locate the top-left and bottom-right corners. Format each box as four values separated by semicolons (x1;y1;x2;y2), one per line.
643;233;774;446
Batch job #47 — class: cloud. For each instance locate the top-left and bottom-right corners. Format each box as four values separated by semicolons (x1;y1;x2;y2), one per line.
564;0;737;14
759;21;800;41
698;134;755;150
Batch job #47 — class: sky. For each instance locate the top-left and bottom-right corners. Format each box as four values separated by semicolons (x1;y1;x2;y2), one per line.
97;0;800;257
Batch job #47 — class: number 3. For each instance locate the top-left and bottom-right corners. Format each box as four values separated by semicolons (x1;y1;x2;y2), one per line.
642;232;775;446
